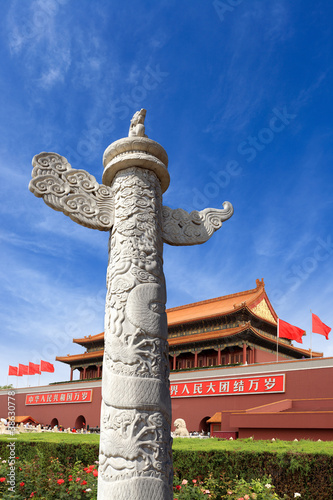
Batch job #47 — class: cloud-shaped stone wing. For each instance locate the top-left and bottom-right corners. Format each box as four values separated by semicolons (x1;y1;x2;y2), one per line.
29;152;114;231
162;202;234;246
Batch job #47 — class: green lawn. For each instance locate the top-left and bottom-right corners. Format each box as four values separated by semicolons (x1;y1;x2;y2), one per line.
1;433;332;454
0;432;100;444
172;437;333;454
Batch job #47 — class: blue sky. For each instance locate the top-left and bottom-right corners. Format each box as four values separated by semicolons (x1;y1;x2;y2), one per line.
0;0;332;386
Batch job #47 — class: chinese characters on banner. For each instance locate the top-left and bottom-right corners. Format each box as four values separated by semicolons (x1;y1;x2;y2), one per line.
25;390;93;405
170;374;285;398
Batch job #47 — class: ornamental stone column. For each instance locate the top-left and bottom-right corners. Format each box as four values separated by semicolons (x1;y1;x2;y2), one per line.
29;109;233;500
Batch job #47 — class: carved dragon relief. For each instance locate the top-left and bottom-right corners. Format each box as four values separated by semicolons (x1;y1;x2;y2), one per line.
106;176;164;396
29;152;233;246
99;165;173;495
99;407;172;498
100;408;170;477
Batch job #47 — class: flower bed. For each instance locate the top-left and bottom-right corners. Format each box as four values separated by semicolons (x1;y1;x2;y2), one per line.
0;439;332;499
0;455;98;499
172;475;302;499
0;456;303;500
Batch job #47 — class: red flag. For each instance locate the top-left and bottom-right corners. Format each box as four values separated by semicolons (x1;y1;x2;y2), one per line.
8;366;18;376
18;364;29;376
312;313;331;340
29;362;41;375
278;319;305;344
40;360;54;373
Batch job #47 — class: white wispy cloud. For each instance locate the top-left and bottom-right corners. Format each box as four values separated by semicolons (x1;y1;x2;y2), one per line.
203;2;296;139
0;252;105;385
248;1;293;43
38;67;65;89
1;0;332;389
6;0;72;91
32;210;109;255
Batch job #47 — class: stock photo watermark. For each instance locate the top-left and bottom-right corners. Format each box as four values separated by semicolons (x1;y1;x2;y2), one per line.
213;0;244;22
26;289;106;378
9;0;70;51
64;65;169;164
270;235;333;307
192;160;241;207
237;107;297;162
192;105;297;209
8;2;169;165
3;390;17;494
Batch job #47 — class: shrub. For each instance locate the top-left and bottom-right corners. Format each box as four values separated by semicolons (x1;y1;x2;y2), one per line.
173;477;212;499
0;456;98;499
0;441;99;468
224;476;288;500
1;440;333;499
173;450;333;499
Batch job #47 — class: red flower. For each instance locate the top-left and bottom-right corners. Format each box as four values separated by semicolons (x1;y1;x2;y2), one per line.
57;479;65;485
68;477;73;481
20;482;25;487
193;479;197;483
176;485;181;490
30;493;36;498
0;478;5;482
76;477;81;482
93;469;98;477
81;480;87;485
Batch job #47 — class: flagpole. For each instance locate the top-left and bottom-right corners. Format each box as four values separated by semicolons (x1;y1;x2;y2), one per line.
276;318;279;362
310;309;313;358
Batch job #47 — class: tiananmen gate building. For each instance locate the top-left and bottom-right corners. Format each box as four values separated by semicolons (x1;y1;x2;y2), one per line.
2;279;333;440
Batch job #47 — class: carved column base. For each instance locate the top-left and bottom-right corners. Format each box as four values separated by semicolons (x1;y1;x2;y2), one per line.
98;476;171;499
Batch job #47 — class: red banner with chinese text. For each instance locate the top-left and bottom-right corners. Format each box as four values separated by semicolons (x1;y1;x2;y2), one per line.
25;390;93;405
170;374;285;398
